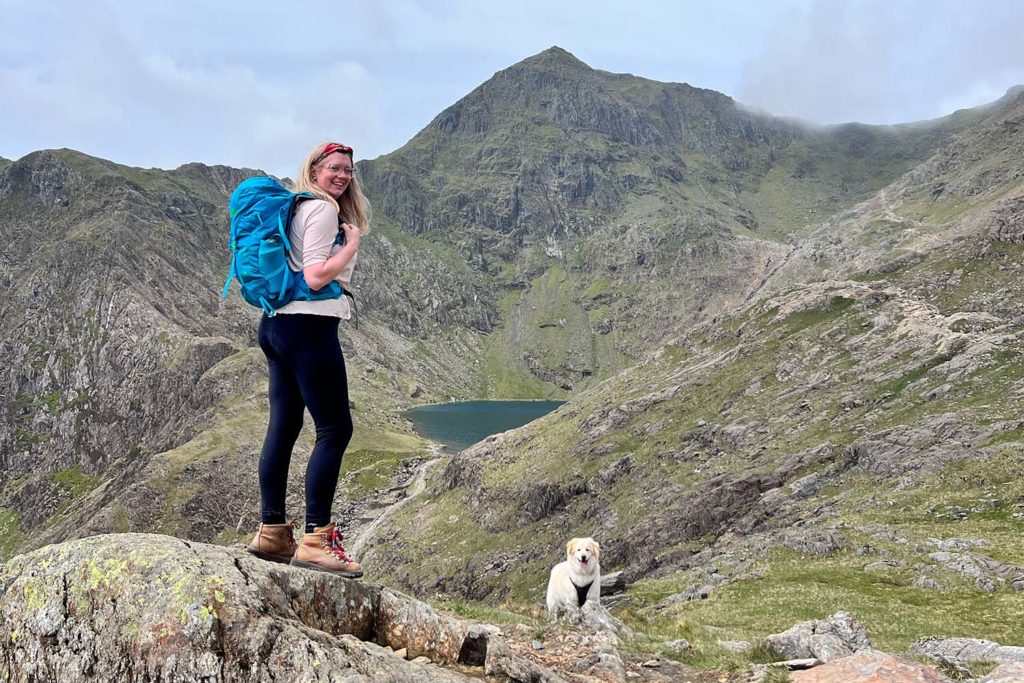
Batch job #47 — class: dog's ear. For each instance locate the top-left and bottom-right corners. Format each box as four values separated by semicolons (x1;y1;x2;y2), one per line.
591;540;600;561
566;538;576;558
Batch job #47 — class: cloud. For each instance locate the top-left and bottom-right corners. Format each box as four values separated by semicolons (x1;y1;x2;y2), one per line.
0;0;384;175
3;0;1022;171
737;0;1024;124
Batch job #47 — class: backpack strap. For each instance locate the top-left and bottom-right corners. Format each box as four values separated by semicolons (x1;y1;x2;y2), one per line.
344;289;358;329
330;223;359;329
274;213;295;299
276;212;293;252
257;296;276;317
221;217;240;299
221;256;236;300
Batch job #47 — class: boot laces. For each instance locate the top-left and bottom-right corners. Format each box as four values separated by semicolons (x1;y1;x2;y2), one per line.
325;527;354;563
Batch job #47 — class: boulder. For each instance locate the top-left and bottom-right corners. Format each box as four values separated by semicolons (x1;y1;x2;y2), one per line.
789;649;951;682
780;529;845;557
912;576;943;590
600;570;628;596
925;551;1024;593
664;638;692;653
909;637;1024;668
0;533;547;682
580;600;631;638
762;611;870;662
483;636;570;682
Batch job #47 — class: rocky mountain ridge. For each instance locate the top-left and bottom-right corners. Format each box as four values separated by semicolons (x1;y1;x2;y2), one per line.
358;46;996;391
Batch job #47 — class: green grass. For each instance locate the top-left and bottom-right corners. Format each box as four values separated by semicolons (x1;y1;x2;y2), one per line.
348;428;421;454
626;548;1024;657
780;296;857;333
478;282;572;398
930;243;1024;313
0;510;24;561
49;466;103;498
339;449;421;497
481;334;552;398
859;447;1024;552
614;447;1024;660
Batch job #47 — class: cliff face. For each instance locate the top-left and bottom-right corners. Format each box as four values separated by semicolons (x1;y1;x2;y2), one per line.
0;151;251;474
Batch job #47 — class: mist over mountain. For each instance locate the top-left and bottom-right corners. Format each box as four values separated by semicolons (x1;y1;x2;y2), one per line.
2;47;1023;679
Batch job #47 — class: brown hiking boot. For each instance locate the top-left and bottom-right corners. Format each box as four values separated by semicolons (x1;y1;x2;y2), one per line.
291;522;363;578
245;522;298;564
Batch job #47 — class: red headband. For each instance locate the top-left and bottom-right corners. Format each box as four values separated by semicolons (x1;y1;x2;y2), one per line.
315;143;353;164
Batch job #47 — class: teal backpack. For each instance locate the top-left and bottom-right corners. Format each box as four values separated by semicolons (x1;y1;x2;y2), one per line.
222;177;343;316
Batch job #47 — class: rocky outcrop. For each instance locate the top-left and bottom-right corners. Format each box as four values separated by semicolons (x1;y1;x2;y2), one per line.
0;533;564;682
987;196;1024;244
924;551;1024;593
909;637;1024;669
762;612;871;663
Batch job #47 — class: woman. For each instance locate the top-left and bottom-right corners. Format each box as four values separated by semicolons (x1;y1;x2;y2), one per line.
245;141;369;577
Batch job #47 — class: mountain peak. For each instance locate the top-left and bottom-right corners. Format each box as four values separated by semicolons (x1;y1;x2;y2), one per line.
1003;84;1024;102
513;46;590;72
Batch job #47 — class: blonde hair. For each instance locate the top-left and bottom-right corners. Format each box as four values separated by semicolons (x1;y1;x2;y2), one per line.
293;141;371;234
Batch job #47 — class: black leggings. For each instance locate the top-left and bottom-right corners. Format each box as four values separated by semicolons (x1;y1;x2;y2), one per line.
257;313;353;531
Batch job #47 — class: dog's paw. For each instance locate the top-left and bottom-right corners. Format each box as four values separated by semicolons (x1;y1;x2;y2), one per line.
564;605;585;626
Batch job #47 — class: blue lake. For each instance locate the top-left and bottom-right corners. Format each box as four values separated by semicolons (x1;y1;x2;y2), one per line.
401;400;566;451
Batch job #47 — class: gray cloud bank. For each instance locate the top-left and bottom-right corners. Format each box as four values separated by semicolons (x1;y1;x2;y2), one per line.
1;0;1022;174
737;0;1024;125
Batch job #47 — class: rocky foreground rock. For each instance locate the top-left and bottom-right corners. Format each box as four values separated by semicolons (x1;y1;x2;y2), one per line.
787;649;949;683
0;533;581;682
8;533;1024;683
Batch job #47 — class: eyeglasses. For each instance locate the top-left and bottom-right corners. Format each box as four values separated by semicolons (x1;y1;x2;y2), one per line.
314;143;353;165
323;163;356;177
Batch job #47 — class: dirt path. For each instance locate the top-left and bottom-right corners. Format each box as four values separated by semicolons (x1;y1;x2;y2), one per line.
348;444;446;561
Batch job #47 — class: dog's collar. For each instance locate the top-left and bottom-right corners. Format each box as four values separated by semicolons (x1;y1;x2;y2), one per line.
571;579;594;607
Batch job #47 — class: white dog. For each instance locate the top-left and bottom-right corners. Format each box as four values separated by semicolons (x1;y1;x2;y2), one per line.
546;537;601;619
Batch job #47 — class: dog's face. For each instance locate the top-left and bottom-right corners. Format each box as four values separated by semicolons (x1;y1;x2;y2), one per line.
566;537;600;572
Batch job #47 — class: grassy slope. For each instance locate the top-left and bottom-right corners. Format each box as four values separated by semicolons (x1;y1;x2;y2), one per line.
358;173;1024;669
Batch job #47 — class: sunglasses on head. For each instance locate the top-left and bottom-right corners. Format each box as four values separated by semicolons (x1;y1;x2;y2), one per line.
314;143;353;164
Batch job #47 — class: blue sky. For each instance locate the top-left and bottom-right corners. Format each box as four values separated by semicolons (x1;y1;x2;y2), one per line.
2;0;1023;177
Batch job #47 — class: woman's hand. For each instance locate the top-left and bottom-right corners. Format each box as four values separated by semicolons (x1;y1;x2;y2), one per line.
304;223;361;290
341;222;361;248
